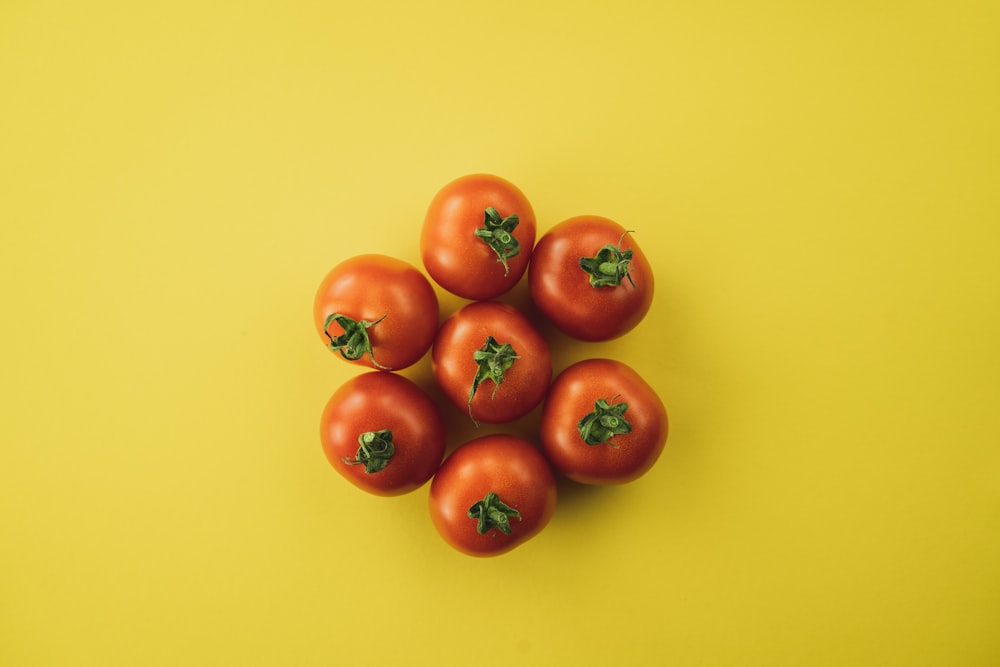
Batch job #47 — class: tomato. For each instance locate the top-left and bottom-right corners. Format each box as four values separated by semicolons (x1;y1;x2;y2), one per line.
432;300;551;425
539;358;668;485
313;254;438;371
421;174;537;300
429;434;557;556
528;216;654;341
320;371;446;496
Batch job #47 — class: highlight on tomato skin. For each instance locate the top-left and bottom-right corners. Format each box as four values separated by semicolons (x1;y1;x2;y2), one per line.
312;254;439;371
539;358;668;485
431;300;552;425
428;434;557;557
320;371;446;497
528;215;655;342
420;173;537;301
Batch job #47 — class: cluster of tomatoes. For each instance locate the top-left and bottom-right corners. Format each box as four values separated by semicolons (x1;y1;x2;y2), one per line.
313;174;668;557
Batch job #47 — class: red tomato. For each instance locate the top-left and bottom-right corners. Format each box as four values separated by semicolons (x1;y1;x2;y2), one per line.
529;216;654;341
432;300;551;425
313;254;438;371
539;358;668;485
429;434;557;556
421;174;537;300
320;371;446;496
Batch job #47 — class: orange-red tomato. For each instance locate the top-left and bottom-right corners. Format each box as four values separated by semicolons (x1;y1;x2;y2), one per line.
539;358;668;485
429;434;557;557
320;372;446;496
529;216;654;341
432;300;551;425
421;174;536;300
313;254;438;371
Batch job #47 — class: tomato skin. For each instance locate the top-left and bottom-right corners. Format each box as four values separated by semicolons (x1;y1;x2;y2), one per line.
429;434;557;556
528;216;654;341
432;300;551;424
320;372;446;496
421;174;537;300
539;358;668;485
313;254;438;371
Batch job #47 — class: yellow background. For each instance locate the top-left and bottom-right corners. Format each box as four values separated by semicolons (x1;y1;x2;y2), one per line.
2;1;998;665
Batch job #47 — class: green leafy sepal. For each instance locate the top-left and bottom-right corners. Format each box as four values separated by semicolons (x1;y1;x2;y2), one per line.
474;207;520;276
578;231;637;288
577;397;632;446
323;312;389;369
342;429;394;474
467;336;519;425
468;491;521;535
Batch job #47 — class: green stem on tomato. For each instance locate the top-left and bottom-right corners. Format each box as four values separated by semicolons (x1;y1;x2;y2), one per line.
578;230;637;288
468;491;521;535
577;395;632;447
323;312;390;370
467;336;519;426
341;429;395;473
474;207;520;277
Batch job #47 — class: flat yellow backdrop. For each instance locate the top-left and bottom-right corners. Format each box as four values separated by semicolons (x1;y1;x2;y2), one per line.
2;1;998;665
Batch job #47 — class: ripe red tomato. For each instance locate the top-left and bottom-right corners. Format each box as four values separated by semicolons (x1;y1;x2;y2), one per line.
313;254;438;371
320;371;446;496
420;174;537;300
432;300;551;425
528;216;654;341
429;434;557;556
539;358;668;485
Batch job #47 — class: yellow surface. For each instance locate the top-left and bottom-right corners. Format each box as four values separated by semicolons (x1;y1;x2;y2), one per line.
2;1;998;665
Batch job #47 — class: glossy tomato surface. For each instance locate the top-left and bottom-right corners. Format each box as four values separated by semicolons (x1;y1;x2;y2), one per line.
529;216;654;341
313;254;438;370
429;434;557;557
540;358;668;485
421;174;536;300
320;371;446;496
432;300;551;424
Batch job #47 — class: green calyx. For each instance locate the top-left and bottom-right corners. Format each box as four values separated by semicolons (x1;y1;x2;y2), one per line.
578;231;637;288
341;429;395;474
323;312;389;370
468;491;521;535
474;207;521;277
577;396;632;447
468;336;520;426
